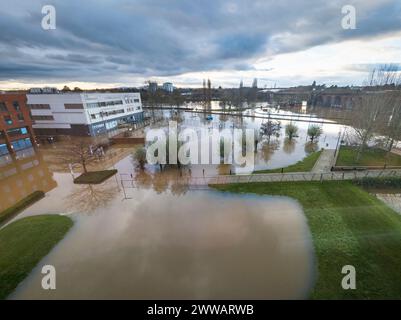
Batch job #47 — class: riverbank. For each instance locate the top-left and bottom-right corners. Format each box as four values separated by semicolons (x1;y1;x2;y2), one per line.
0;191;45;225
254;151;322;174
337;146;401;167
0;215;73;299
212;181;401;299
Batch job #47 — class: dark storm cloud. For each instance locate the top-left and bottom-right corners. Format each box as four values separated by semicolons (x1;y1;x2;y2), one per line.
0;0;400;82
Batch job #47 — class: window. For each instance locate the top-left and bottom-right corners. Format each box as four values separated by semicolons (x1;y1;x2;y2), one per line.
65;104;84;109
17;113;24;121
4;115;12;125
31;115;54;121
7;127;27;137
91;114;97;119
27;104;50;110
13;101;20;111
134;99;140;103
0;102;8;112
11;138;32;151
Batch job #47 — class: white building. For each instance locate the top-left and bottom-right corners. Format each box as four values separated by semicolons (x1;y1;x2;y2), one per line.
27;92;144;136
162;82;174;93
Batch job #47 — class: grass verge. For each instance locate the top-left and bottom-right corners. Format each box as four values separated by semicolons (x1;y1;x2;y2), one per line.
337;146;401;167
0;191;45;225
74;169;118;184
254;150;322;174
212;181;401;299
0;215;73;299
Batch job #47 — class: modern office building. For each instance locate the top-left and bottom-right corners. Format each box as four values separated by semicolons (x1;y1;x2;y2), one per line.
27;92;144;136
162;82;174;93
148;82;158;93
0;93;36;159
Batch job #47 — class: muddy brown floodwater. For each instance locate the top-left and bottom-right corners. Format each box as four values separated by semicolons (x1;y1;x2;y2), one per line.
7;169;315;299
2;107;334;299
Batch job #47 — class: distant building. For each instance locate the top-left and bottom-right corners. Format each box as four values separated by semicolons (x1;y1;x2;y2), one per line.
162;82;174;93
29;87;59;94
0;93;36;161
148;82;158;93
26;92;144;136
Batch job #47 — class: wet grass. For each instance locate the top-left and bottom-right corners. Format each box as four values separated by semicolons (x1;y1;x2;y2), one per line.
0;191;45;226
254;150;322;174
0;215;73;299
337;146;401;167
212;181;401;299
74;169;117;184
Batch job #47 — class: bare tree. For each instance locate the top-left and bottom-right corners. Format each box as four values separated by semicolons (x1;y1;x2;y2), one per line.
260;119;281;144
58;138;99;173
351;65;400;161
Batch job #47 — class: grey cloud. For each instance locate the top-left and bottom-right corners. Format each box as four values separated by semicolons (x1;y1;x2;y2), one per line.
0;0;400;83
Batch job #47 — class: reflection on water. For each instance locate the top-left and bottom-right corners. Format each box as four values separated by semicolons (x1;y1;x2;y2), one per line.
1;105;350;299
304;142;319;154
147;106;344;171
11;181;315;299
0;148;57;212
65;180;120;213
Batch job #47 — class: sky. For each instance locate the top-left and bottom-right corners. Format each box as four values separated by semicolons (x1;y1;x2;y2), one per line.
0;0;401;90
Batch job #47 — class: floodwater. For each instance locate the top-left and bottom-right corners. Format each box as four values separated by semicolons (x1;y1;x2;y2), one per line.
147;104;345;173
0;106;351;299
9;172;315;299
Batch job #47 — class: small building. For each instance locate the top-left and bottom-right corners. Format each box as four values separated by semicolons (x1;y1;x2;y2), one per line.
0;93;36;161
27;92;144;136
162;82;174;93
148;82;158;93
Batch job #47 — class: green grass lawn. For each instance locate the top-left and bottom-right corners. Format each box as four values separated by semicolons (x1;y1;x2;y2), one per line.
0;215;73;299
336;146;401;167
212;181;401;299
254;150;322;174
0;191;45;225
74;169;117;184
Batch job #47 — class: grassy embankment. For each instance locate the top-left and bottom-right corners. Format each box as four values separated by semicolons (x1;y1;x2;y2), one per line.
337;146;401;167
0;191;44;225
74;169;118;184
254;150;322;174
212;181;401;299
0;215;73;299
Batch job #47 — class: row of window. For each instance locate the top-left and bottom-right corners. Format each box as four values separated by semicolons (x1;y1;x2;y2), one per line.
31;115;54;121
7;127;28;137
0;101;20;113
126;106;142;112
27;104;51;110
90;109;125;120
86;100;123;108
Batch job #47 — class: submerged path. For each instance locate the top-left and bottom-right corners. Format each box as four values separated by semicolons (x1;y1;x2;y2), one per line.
311;149;336;173
120;169;401;191
207;169;401;185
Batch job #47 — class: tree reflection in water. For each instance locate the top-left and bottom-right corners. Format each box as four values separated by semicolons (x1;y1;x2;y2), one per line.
283;138;297;154
304;141;319;155
65;180;119;213
260;140;280;163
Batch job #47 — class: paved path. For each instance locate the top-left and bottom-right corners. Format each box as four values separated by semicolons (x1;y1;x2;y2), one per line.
311;149;336;173
121;169;401;189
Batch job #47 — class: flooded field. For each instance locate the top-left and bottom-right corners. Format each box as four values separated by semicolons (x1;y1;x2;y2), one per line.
1;106;350;299
9;172;315;299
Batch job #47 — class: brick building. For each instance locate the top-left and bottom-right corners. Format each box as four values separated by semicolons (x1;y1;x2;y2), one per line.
0;93;36;161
